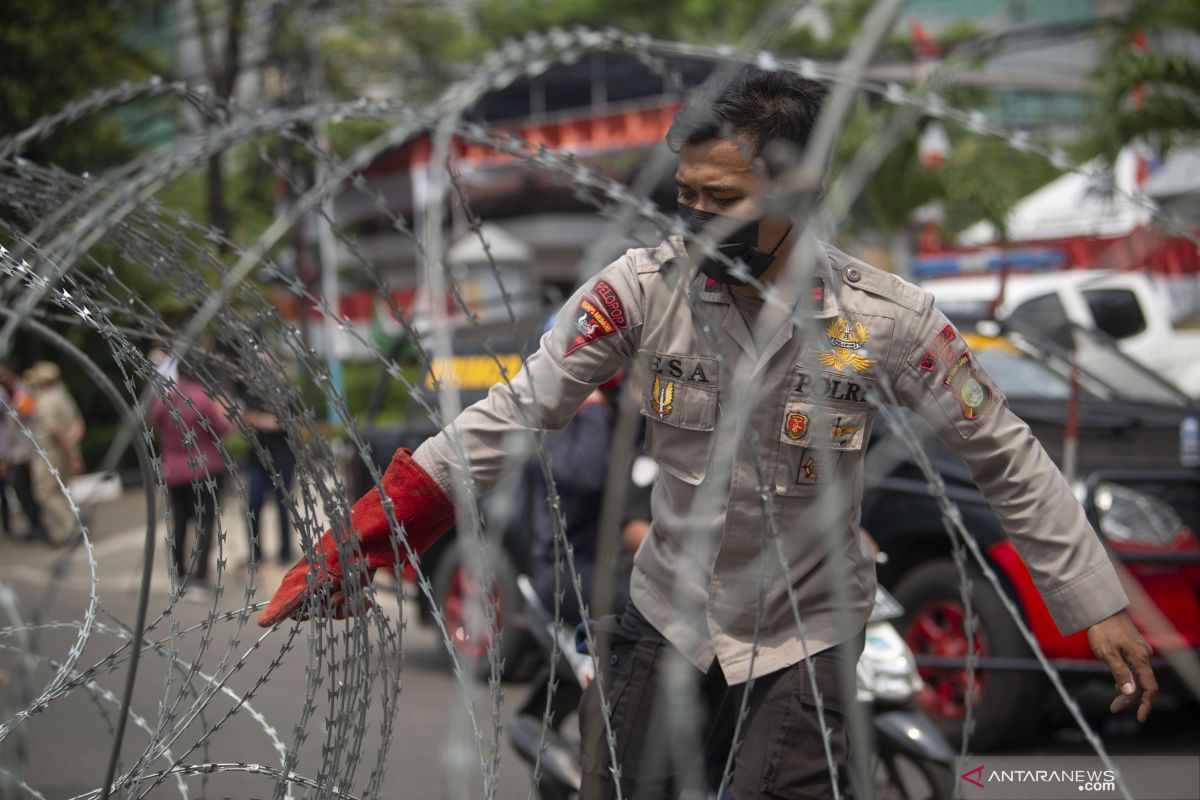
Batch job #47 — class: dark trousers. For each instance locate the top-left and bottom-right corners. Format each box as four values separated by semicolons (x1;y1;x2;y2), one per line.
168;476;223;582
0;475;9;534
579;602;865;800
246;459;295;562
8;462;44;537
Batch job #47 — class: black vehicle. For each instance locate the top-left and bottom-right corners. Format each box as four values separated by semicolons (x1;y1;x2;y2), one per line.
862;323;1200;751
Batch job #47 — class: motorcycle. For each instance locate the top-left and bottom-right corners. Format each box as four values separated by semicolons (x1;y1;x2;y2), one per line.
508;577;956;800
858;586;956;800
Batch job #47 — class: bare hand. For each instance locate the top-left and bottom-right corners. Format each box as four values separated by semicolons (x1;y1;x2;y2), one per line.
1087;609;1157;722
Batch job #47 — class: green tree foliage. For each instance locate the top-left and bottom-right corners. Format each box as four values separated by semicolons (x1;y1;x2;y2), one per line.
937;135;1055;239
0;0;161;172
774;0;922;60
471;0;779;49
1090;0;1200;157
0;2;167;466
830;94;1058;245
318;1;472;101
831;100;939;237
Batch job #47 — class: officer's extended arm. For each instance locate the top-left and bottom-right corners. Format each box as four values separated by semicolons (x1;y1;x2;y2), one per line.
892;293;1155;721
258;255;643;626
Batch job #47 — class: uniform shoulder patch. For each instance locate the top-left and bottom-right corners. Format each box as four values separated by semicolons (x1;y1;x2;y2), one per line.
564;294;619;356
592;278;629;329
912;322;998;434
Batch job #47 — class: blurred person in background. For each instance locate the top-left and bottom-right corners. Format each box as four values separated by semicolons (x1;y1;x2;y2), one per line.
237;374;297;566
528;364;629;627
0;362;46;541
147;346;179;383
620;446;654;557
24;361;84;545
518;366;641;742
149;363;232;594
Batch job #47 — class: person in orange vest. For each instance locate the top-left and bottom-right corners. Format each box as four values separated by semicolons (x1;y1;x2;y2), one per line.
1;361;49;542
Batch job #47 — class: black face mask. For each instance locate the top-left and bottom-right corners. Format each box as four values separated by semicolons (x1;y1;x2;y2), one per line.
677;204;792;287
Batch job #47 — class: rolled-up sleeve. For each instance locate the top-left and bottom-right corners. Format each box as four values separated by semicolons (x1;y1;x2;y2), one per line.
892;293;1129;635
414;255;643;497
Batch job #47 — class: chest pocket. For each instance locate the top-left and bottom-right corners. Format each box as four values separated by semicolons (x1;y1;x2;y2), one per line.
774;398;870;497
639;358;719;485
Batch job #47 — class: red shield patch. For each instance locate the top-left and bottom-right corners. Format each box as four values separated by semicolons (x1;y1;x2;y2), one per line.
592;280;628;329
785;412;809;440
563;296;617;356
918;352;936;371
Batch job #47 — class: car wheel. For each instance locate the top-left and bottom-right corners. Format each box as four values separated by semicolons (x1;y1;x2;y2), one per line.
431;541;533;681
894;559;1046;751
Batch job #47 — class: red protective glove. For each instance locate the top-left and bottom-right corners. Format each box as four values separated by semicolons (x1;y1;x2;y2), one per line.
257;448;455;627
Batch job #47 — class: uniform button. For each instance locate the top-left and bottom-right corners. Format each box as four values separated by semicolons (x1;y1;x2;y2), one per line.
845;267;861;283
610;654;619;666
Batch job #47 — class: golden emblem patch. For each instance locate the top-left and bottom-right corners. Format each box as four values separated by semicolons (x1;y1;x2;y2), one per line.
819;318;875;373
650;375;674;419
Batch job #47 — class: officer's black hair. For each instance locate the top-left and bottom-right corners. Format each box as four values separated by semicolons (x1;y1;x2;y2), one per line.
666;66;828;164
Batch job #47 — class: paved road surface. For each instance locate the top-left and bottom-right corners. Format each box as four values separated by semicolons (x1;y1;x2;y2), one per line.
0;488;1195;798
0;489;538;799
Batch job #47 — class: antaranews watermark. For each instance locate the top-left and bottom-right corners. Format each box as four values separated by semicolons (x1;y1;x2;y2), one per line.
954;755;1199;799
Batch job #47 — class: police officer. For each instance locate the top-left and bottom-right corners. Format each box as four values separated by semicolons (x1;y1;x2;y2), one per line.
259;66;1156;798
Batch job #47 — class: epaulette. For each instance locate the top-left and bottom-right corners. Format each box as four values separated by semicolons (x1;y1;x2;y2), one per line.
833;253;925;314
627;235;686;275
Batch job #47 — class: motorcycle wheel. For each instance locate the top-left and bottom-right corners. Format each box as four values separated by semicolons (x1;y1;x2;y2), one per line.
431;542;535;681
872;752;954;800
894;559;1047;751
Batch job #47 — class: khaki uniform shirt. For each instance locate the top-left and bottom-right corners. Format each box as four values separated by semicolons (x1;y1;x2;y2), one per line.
414;236;1129;684
29;382;82;465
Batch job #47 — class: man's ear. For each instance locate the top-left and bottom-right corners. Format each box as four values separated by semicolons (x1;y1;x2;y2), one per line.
762;138;827;208
761;140;801;179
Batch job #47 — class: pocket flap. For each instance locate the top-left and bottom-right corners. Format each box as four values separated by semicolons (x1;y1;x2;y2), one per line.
640;373;718;432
